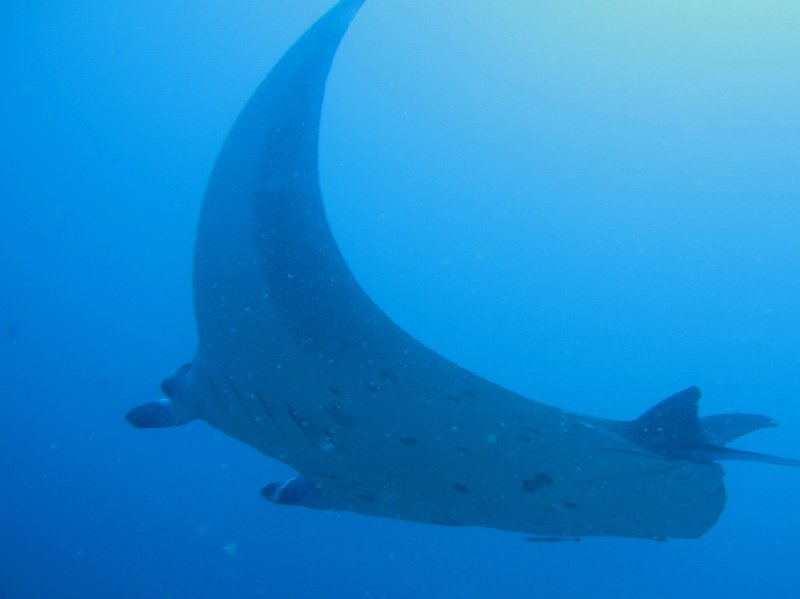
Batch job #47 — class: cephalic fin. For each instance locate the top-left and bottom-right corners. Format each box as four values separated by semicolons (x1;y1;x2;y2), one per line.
125;398;196;429
261;476;333;510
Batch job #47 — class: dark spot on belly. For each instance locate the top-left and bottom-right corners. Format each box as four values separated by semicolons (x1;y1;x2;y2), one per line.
366;382;379;394
452;483;470;494
447;393;461;405
379;369;400;384
518;434;534;444
522;473;554;493
399;436;419;446
537;473;554;485
562;501;578;509
329;387;341;396
461;389;476;398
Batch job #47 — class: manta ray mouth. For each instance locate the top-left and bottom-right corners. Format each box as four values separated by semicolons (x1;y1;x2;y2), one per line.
126;0;797;541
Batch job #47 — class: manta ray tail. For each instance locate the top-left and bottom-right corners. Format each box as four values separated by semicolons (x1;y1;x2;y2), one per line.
700;412;778;445
620;387;799;466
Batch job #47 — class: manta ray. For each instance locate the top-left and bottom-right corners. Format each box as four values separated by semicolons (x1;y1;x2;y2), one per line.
127;0;798;540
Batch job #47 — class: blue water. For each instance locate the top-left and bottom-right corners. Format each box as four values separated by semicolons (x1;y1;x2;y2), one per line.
3;1;799;597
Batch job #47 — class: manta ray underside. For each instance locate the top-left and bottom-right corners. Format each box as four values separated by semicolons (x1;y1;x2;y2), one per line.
127;0;798;540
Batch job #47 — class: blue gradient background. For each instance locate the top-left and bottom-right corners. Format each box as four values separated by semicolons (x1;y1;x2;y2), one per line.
2;1;799;597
